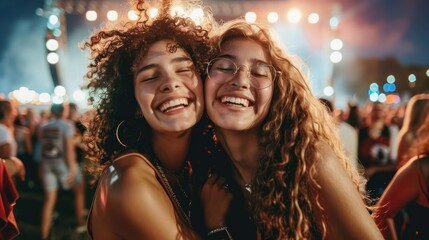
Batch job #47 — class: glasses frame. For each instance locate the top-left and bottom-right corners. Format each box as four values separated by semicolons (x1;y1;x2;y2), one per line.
206;58;281;89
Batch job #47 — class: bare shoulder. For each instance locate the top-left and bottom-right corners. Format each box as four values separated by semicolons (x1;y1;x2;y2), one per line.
100;153;174;233
313;141;344;176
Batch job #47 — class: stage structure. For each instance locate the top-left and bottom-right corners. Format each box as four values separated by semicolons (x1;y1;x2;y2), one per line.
39;0;343;102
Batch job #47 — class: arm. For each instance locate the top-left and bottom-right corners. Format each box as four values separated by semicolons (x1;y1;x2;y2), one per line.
24;128;33;155
65;135;77;185
2;156;25;181
374;160;420;240
200;174;233;230
315;143;383;240
106;155;201;239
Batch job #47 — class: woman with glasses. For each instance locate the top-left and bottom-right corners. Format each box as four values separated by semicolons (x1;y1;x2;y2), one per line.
196;19;383;239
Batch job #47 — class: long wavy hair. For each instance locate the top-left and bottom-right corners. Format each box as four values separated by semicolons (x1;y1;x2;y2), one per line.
404;111;429;161
210;19;366;239
82;0;214;178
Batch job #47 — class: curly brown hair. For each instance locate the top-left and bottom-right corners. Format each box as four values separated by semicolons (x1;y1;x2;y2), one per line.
82;1;214;178
210;19;366;239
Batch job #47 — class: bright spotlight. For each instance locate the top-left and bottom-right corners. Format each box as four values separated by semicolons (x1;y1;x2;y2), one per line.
128;10;138;21
323;86;334;96
52;95;64;104
171;6;185;16
386;75;396;83
47;52;59;64
330;16;340;30
86;10;97;21
426;69;429;77
49;15;59;25
190;8;204;24
107;10;118;21
267;12;279;23
245;12;257;23
39;92;51;103
308;13;319;24
73;90;85;102
329;51;342;63
148;8;159;19
369;92;379;102
330;38;343;51
54;85;66;97
287;8;302;23
378;93;386;103
46;39;59;51
408;74;416;82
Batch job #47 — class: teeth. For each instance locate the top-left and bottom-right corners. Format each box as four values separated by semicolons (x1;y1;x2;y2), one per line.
159;98;189;112
221;96;249;107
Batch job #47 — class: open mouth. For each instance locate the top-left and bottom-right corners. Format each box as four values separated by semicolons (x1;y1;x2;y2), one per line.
158;98;189;113
220;96;252;107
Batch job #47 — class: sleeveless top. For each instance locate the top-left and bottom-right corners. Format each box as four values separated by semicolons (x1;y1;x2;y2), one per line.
87;152;192;239
403;156;429;239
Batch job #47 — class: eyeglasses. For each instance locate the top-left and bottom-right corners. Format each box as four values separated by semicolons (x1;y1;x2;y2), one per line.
206;58;280;89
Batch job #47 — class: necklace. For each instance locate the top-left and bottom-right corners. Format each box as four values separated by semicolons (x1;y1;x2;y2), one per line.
244;183;252;194
151;157;192;227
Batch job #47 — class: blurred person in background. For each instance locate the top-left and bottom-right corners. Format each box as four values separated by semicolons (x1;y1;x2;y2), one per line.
396;94;429;170
358;102;398;200
0;100;25;181
38;103;84;239
319;98;359;171
14;111;34;189
374;108;429;239
67;102;88;232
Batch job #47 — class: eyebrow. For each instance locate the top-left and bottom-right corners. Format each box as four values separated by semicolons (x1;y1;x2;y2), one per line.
216;54;269;65
135;56;193;75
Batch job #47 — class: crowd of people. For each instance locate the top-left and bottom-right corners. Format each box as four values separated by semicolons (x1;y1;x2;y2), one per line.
1;0;428;239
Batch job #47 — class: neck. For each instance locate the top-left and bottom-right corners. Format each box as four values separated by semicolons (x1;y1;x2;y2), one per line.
152;129;192;172
215;127;259;184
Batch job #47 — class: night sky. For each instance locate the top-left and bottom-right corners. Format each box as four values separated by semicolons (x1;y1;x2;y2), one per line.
1;0;428;97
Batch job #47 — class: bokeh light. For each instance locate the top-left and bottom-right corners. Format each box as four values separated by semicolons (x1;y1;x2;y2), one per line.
46;39;59;51
245;12;257;23
330;38;343;51
107;10;118;21
86;10;97;21
47;52;59;64
128;10;138;21
287;8;302;23
308;13;319;24
267;12;279;23
408;74;416;82
330;51;342;63
386;74;395;83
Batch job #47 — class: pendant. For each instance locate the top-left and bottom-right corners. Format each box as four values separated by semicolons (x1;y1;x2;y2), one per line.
244;183;252;194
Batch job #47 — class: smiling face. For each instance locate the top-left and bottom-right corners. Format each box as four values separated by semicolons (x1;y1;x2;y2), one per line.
205;39;273;131
133;40;204;133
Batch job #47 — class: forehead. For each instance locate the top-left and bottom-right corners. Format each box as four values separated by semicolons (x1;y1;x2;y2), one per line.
220;38;269;63
145;40;189;59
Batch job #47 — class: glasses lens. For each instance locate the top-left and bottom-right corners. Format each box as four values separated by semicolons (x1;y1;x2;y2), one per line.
208;58;236;83
250;64;275;89
207;58;276;89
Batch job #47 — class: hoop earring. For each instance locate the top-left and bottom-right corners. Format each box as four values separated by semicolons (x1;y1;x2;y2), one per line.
116;120;128;148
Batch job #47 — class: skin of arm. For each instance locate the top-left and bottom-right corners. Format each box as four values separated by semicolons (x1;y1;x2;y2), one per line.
2;156;25;181
65;135;77;185
95;154;201;239
315;142;383;240
374;160;420;240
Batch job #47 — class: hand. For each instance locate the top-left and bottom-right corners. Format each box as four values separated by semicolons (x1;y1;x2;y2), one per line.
200;174;233;230
66;167;77;186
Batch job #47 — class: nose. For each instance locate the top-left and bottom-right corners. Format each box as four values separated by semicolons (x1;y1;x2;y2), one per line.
159;75;182;92
231;65;250;89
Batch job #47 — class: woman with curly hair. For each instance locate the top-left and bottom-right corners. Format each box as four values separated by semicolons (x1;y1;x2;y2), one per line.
198;19;383;239
374;107;429;239
83;0;222;238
